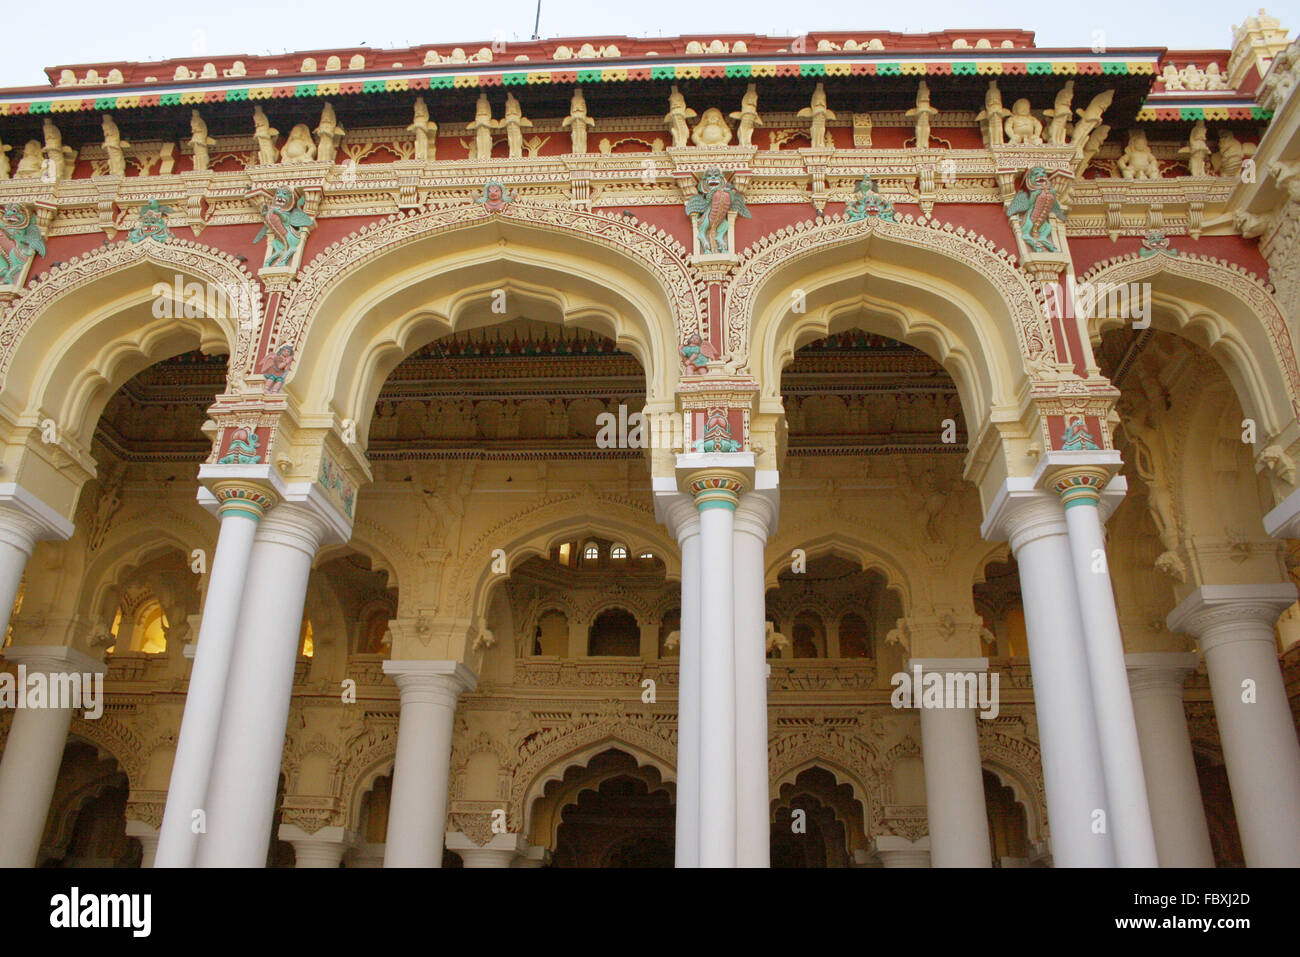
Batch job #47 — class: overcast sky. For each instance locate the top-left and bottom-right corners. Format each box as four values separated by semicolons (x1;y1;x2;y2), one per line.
1;0;1292;88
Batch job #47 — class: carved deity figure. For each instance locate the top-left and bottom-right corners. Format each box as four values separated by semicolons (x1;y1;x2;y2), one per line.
43;119;72;181
975;81;1010;147
314;103;345;164
253;187;315;267
680;333;710;374
561;88;595;154
1180;120;1211;176
729;83;762;148
408;97;437;160
1119;398;1187;580
798;83;836;150
685;167;750;254
14;141;43;179
501;93;532;158
252;106;280;165
665;85;696;148
1118;129;1161;179
101;114;130;176
127;199;173;243
279;124;317;164
1212;131;1255;179
1042;81;1074;145
256;345;294;393
1003;99;1043;145
466;93;498;160
0;204;45;285
1061;415;1101;451
844;174;896;222
905;81;939;149
217;427;261;464
1070;90;1114;149
1006;166;1063;252
189;110;216;172
690;107;733;147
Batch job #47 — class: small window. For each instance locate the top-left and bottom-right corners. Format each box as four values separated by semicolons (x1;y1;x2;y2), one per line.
583;543;600;561
611;544;629;560
638;551;655;560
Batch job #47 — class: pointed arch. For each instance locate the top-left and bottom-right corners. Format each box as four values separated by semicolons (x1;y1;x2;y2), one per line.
0;239;257;459
274;202;704;432
1081;252;1300;439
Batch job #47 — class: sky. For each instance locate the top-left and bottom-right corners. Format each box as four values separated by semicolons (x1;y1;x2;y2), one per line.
0;0;1295;88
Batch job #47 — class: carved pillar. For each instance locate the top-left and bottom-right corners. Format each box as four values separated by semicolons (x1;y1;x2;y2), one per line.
1045;459;1158;868
1167;584;1300;866
196;496;347;867
0;484;74;639
0;645;106;867
157;471;279;867
1125;653;1215;867
382;661;476;867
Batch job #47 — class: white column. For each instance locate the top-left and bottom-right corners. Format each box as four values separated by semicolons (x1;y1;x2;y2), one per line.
734;488;777;868
382;660;476;867
691;475;743;868
196;501;336;867
982;487;1114;867
1167;584;1300;866
279;824;353;867
156;480;275;867
0;484;74;640
870;835;931;867
911;657;993;867
1054;472;1159;867
0;644;106;866
125;821;160;868
658;495;701;868
1125;653;1215;867
447;831;523;867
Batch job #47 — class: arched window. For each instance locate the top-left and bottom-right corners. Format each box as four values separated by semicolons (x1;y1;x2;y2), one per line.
534;609;569;656
583;542;600;561
792;610;825;659
611;543;629;560
839;612;872;659
588;608;640;656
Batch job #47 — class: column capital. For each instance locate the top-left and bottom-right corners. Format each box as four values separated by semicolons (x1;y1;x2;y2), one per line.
2;643;106;675
209;481;279;521
197;463;287;518
652;486;700;542
1166;583;1298;650
675;451;754;511
1264;484;1300;539
0;482;74;552
980;483;1067;550
868;835;931;867
382;659;477;704
734;481;779;539
446;830;526;867
1125;651;1200;697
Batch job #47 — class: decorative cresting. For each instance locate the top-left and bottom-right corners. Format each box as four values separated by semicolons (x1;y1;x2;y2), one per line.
0;238;262;387
726;213;1047;375
1079;251;1300;421
273;200;708;376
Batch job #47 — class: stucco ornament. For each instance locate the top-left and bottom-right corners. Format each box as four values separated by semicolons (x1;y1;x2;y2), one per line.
217;427;262;464
127;199;174;244
1118;129;1161;180
685;167;750;254
690;108;733;148
664;85;697;148
0;204;45;285
845;175;896;222
798;82;836;150
1003;99;1043;145
1060;415;1101;451
729;84;762;148
476;181;515;212
253;187;315;267
1007;167;1063;252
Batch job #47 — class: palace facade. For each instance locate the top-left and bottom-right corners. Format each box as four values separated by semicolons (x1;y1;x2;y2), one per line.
0;15;1298;869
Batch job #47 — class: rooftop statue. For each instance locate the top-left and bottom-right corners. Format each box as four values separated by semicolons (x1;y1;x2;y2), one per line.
1118;129;1160;179
314;103;345;165
976;81;1011;147
691;107;733;147
906;80;939;149
501;93;532;159
797;83;836;150
665;85;697;148
409;97;437;161
1042;81;1074;146
101;114;130;176
1069;89;1113;149
561;88;595;154
280;124;317;164
467;93;499;161
1004;99;1043;145
729;84;762;148
189;110;216;172
252;106;280;166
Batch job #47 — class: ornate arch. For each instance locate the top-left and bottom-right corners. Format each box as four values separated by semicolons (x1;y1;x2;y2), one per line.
729;213;1039;420
768;727;880;816
512;716;677;833
978;721;1049;843
274;201;705;421
764;526;914;612
1081;252;1300;435
0;238;259;387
